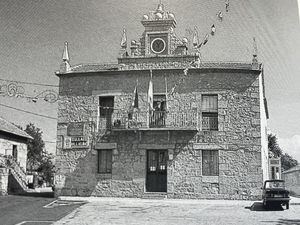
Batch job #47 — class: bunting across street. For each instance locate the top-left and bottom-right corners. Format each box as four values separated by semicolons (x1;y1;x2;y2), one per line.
168;0;234;95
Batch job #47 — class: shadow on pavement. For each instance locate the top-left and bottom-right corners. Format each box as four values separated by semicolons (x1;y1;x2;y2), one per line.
14;191;55;198
260;219;300;225
244;202;284;211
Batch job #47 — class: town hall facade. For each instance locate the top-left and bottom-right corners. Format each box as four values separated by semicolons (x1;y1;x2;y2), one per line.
54;3;269;200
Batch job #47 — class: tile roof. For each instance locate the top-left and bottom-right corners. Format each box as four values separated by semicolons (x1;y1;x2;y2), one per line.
70;63;119;73
0;117;32;140
58;61;260;74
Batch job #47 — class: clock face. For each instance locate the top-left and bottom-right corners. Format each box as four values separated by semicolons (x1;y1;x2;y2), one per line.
151;38;166;54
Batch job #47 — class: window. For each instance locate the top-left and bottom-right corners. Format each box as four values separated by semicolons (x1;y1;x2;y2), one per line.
98;150;112;173
202;150;219;176
202;95;218;130
99;96;114;118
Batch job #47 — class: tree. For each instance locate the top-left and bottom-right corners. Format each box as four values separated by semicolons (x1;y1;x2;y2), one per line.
268;134;282;157
281;153;298;171
24;123;45;171
268;133;298;171
36;153;55;185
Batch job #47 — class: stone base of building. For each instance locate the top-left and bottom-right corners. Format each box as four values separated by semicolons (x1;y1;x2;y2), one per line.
0;167;9;196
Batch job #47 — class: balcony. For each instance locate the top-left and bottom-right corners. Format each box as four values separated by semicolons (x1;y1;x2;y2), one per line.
98;109;198;131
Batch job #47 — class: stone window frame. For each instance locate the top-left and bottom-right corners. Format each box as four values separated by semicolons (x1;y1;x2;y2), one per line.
95;143;117;175
97;149;112;174
93;91;122;131
202;150;219;176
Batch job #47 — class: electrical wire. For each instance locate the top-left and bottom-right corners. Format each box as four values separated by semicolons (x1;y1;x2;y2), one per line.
0;78;59;87
0;103;57;120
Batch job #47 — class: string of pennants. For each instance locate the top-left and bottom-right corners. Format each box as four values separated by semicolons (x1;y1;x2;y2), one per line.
193;0;230;50
129;0;232;109
168;0;231;96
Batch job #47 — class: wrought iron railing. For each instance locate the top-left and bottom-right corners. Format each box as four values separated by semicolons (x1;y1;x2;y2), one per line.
150;111;166;128
98;109;198;130
202;115;218;131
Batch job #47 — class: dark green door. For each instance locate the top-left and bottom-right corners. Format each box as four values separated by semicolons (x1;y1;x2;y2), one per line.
146;150;167;192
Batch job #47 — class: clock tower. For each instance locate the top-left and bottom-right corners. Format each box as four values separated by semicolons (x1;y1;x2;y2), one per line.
118;2;196;68
140;3;178;56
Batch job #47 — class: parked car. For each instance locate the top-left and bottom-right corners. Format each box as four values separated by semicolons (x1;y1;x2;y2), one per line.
262;179;290;209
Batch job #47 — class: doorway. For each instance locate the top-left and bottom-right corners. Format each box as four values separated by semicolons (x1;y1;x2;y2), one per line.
12;145;17;161
146;150;167;192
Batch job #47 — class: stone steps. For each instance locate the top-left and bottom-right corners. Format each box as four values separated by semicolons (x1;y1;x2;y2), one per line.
142;192;167;199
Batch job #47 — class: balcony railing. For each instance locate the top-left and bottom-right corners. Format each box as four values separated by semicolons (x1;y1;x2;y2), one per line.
202;115;218;131
149;111;166;128
98;109;198;130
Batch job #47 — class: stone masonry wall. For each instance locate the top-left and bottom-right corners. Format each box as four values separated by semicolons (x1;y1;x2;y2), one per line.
282;169;300;196
55;69;265;200
0;135;28;172
0;167;9;196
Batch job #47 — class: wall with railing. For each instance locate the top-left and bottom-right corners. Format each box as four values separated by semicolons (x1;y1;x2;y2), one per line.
98;108;198;130
0;154;28;191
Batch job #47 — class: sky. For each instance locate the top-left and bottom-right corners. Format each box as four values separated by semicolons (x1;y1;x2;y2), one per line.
0;0;299;161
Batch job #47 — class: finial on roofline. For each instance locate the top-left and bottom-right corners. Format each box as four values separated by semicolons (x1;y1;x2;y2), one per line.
60;41;71;73
120;28;127;49
62;41;69;62
252;37;259;69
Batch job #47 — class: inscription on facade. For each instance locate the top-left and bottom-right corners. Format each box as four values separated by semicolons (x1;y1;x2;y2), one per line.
67;122;85;136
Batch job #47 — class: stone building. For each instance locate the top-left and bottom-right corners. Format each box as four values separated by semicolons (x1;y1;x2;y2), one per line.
54;3;269;200
0;117;32;195
282;165;300;196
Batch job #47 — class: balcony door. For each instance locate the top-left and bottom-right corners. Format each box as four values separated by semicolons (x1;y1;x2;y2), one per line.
150;95;166;128
146;150;167;192
99;96;114;129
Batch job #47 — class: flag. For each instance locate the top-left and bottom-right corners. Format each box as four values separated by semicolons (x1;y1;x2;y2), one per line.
132;79;139;109
217;11;223;21
164;76;168;112
211;24;216;35
120;28;127;48
147;70;153;111
225;0;230;12
192;27;198;47
183;68;189;76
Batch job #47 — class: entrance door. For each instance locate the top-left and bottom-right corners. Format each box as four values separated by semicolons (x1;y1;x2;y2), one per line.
146;150;167;192
12;145;17;160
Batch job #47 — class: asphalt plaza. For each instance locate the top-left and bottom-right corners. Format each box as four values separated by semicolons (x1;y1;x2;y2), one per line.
0;195;85;225
53;197;300;225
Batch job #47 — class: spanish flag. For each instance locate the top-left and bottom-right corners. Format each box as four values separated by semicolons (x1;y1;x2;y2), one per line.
148;70;154;111
132;79;139;109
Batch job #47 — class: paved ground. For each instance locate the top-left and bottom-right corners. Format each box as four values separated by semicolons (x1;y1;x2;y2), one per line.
0;195;84;225
53;197;300;225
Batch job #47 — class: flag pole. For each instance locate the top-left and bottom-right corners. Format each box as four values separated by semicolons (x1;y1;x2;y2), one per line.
165;76;168;112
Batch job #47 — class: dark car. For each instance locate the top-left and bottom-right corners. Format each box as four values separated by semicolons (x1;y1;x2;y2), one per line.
262;179;290;209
